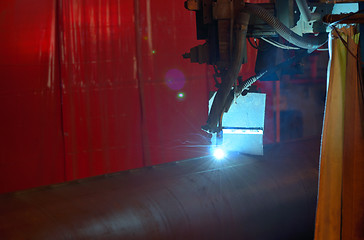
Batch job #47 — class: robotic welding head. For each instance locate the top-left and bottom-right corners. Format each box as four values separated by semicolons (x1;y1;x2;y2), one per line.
183;0;356;154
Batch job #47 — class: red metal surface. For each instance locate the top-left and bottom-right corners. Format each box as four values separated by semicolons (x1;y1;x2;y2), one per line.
135;0;211;165
0;0;274;193
0;0;65;193
59;0;145;180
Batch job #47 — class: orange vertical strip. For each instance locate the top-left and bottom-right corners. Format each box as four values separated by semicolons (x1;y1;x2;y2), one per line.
314;30;346;240
342;28;364;240
315;26;362;240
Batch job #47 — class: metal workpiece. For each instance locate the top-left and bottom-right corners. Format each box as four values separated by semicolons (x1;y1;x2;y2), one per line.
0;139;320;240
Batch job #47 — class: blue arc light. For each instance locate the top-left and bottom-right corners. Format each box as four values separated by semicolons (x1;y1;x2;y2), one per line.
213;148;225;160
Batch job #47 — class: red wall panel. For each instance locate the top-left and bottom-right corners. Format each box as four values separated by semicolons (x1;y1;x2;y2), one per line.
60;0;144;180
0;0;272;193
135;0;210;165
60;0;210;172
0;0;65;192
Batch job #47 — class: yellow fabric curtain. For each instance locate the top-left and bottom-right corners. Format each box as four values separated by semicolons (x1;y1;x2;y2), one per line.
315;26;364;240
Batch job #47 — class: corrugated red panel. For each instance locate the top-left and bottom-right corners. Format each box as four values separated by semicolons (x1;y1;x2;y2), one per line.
59;0;209;178
135;0;210;165
0;0;273;192
60;0;145;180
0;0;65;192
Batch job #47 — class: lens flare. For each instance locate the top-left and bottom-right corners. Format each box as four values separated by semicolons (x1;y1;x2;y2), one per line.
177;92;185;100
165;69;186;90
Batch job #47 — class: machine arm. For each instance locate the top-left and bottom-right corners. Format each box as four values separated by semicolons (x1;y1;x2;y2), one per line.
184;0;330;134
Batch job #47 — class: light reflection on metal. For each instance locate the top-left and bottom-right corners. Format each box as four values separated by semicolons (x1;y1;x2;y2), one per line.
209;93;266;155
